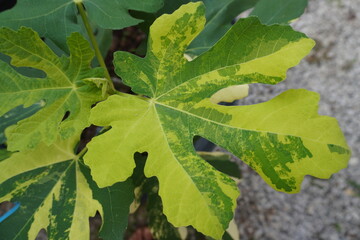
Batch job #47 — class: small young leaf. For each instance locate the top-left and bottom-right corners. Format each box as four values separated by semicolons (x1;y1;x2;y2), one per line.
0;27;105;151
84;2;350;239
0;0;164;52
0;137;134;240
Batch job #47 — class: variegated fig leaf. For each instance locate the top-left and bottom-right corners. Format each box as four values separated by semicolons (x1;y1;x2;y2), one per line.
0;0;164;52
131;155;182;240
84;2;350;239
0;27;106;151
0;137;134;240
198;152;241;179
137;0;308;57
135;0;259;57
187;0;307;56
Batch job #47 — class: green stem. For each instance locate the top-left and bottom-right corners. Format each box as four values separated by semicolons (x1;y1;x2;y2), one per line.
74;146;88;161
76;2;115;92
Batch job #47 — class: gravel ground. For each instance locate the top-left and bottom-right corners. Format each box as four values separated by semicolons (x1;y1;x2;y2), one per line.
234;0;360;239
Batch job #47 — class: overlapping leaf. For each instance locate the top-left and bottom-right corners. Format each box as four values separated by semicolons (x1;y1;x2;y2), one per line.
250;0;308;25
0;136;134;240
0;0;164;51
131;154;182;240
133;153;240;240
187;0;308;56
0;27;106;151
0;103;43;144
136;0;308;57
84;2;350;239
198;152;241;179
135;0;259;57
186;0;259;57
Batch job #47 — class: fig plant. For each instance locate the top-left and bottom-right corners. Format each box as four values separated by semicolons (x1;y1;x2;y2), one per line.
0;0;350;239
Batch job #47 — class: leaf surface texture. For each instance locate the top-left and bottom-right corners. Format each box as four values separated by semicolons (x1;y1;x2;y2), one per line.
0;28;105;151
0;137;134;240
84;2;350;238
0;0;163;51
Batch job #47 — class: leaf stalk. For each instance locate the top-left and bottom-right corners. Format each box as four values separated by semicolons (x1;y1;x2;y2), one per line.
76;2;115;92
74;145;88;161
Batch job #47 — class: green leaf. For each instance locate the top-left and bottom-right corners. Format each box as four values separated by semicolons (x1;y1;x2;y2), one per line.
0;149;12;162
132;154;182;240
0;103;43;144
84;2;350;239
0;52;46;78
42;27;110;67
0;137;134;240
84;167;135;240
146;179;182;240
0;27;105;151
139;0;307;57
186;0;259;57
198;152;241;179
0;0;164;52
250;0;308;25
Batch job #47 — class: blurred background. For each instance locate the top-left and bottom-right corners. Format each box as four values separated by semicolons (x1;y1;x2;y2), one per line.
235;0;360;239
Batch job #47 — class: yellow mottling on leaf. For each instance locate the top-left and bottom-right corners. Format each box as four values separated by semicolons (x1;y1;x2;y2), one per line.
238;38;315;78
69;162;102;239
28;183;60;239
0;172;47;202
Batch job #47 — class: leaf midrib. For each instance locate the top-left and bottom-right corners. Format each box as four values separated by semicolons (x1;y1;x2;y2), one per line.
154;35;297;100
154;100;344;147
151;103;223;229
2;37;73;86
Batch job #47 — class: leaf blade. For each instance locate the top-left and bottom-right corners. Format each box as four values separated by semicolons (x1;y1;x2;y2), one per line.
0;27;105;151
85;2;350;239
0;137;133;240
0;0;164;52
0;103;43;144
86;93;239;239
250;0;308;25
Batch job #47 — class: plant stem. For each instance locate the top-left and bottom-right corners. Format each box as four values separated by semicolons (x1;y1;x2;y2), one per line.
74;125;111;160
74;146;88;161
76;2;115;91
